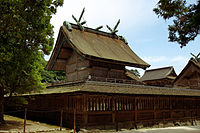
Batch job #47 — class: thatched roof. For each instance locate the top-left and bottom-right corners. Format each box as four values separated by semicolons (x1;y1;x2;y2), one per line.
140;66;177;81
174;59;200;84
46;23;150;70
26;81;200;96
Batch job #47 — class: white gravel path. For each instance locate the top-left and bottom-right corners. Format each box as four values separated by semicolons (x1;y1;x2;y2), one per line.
108;126;200;133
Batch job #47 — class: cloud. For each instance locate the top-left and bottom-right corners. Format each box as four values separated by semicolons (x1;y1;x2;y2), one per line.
143;56;168;63
143;56;188;64
46;0;160;60
129;56;188;77
51;0;159;37
171;56;188;62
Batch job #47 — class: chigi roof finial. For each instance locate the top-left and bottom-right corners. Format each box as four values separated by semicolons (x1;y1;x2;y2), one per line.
106;19;120;35
191;52;200;62
72;7;86;31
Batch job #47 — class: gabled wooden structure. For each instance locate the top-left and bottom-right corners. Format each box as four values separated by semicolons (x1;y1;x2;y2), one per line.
46;23;150;83
8;23;200;130
25;82;200;129
140;66;177;87
174;59;200;89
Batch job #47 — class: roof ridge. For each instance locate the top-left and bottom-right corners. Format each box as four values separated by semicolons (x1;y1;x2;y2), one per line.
146;66;173;72
68;23;128;43
190;58;200;66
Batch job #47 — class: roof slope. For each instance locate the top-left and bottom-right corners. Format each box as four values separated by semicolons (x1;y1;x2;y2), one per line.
125;69;140;81
140;66;177;81
25;81;200;96
174;59;200;83
46;24;150;70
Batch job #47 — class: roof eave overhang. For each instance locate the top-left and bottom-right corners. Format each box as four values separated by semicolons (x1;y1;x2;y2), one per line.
85;54;150;69
46;27;64;71
141;77;175;82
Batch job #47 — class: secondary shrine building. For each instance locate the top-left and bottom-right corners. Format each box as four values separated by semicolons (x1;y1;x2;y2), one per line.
22;23;200;129
140;66;177;87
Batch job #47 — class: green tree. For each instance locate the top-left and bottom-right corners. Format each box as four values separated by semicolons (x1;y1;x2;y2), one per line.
0;0;63;123
40;58;66;83
130;69;140;78
154;0;200;47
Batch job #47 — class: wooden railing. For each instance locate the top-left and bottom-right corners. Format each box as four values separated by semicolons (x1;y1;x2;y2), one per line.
87;76;143;85
46;80;69;87
46;76;143;87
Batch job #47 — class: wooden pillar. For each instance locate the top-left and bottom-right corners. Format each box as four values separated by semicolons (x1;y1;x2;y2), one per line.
112;95;115;123
76;53;78;81
195;97;197;121
113;95;118;131
24;108;27;133
135;96;137;123
102;97;104;111
60;109;63;131
153;96;156;121
74;108;76;133
82;94;88;127
169;96;172;120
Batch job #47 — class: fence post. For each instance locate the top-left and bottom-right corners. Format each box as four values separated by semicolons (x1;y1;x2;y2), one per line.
60;109;63;131
24;107;27;133
74;109;76;133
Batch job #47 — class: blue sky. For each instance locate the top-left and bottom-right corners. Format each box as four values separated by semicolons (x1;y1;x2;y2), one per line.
48;0;200;76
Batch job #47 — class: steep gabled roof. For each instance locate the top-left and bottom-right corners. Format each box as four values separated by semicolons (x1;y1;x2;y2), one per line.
140;66;177;81
46;23;150;70
173;59;200;84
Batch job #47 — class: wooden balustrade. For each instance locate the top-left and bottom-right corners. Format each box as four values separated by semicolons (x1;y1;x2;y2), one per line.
46;76;143;87
88;76;143;85
26;91;200;129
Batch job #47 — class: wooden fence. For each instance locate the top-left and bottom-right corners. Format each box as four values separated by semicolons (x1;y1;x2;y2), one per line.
25;92;200;129
46;76;143;87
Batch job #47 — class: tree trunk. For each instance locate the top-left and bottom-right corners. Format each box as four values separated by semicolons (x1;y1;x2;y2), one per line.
0;82;5;123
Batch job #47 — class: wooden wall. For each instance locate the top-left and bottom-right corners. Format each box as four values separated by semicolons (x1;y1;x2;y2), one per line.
174;73;200;89
26;92;200;129
65;52;89;82
84;94;200;126
89;60;128;80
144;78;174;87
174;64;200;90
65;54;135;83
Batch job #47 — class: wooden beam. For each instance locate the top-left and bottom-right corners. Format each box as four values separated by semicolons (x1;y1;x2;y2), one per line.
58;48;73;59
51;59;66;71
50;36;66;70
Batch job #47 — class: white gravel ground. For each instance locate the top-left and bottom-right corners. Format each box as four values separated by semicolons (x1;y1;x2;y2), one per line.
110;126;200;133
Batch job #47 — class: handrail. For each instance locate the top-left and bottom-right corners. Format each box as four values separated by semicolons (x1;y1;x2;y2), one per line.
88;76;143;85
46;76;143;87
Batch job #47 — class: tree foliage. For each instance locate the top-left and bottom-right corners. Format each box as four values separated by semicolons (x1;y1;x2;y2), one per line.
0;0;63;123
3;49;45;96
154;0;200;47
130;69;140;78
40;58;66;83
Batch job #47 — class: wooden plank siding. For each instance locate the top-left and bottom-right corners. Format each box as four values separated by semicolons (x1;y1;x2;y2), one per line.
26;92;200;129
65;51;90;82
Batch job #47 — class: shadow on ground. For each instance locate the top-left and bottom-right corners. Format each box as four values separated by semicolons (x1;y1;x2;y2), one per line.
0;120;23;131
